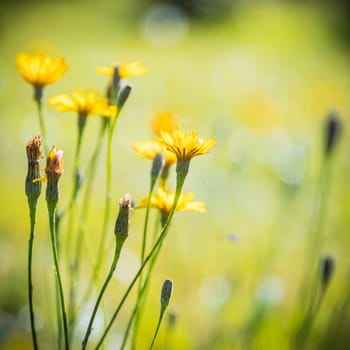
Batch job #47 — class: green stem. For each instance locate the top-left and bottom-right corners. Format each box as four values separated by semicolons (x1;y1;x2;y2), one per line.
131;178;157;349
35;98;49;155
27;199;39;350
149;309;166;350
82;237;125;349
68;123;108;337
47;201;70;350
95;174;186;349
87;110;121;301
121;242;162;350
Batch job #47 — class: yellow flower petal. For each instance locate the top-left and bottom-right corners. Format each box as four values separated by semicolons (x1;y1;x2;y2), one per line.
132;140;177;165
137;187;205;214
157;127;216;162
16;53;68;87
49;90;117;117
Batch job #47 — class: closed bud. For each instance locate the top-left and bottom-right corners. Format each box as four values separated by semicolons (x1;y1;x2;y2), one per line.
321;255;335;288
117;85;132;109
161;279;173;309
25;136;42;201
45;145;64;203
151;152;165;182
114;194;133;240
324;111;341;157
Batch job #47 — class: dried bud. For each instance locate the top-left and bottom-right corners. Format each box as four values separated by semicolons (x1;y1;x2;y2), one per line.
117;85;132;109
324;111;341;157
25;136;42;201
151;152;165;181
45;145;64;203
161;279;173;309
114;194;133;240
321;255;335;288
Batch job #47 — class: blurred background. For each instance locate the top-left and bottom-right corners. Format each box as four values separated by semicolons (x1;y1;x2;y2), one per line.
1;0;350;349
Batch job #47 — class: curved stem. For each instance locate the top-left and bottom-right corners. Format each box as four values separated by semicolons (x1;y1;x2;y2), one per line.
95;175;186;349
48;201;70;350
27;199;39;350
82;237;124;349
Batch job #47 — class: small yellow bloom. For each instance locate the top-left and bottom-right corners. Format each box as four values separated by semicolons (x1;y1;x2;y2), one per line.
16;53;68;87
49;90;117;118
157;127;216;162
150;111;178;136
137;187;205;214
132;140;177;165
46;145;64;178
96;61;147;78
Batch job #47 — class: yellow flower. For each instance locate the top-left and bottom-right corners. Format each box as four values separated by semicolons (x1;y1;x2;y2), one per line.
96;61;147;78
150;111;178;136
49;90;117;118
132;140;177;165
137;187;205;214
157;127;216;162
16;53;68;87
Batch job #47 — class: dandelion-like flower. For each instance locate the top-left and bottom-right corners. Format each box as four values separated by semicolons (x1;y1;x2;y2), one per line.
157;127;216;178
96;61;147;78
137;187;205;225
158;128;216;162
16;53;68;88
150;111;178;136
49;90;117;118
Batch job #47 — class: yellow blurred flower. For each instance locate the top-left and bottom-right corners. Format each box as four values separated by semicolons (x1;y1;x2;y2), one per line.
16;53;68;87
96;61;147;78
157;127;216;162
49;90;117;117
132;140;177;165
137;187;205;214
234;93;282;133
150;111;178;136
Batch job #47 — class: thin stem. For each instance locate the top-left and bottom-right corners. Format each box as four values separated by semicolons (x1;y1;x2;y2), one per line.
131;177;157;349
91;112;120;286
95;175;186;349
27;199;39;350
121;242;162;349
35;98;49;155
82;237;124;349
47;201;70;350
149;309;166;350
68;123;108;338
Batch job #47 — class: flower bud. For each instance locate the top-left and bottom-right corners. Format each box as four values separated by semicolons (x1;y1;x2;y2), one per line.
117;85;132;109
114;194;133;241
324;111;341;157
321;255;335;288
45;145;64;203
25;136;42;201
151;152;165;182
161;279;173;309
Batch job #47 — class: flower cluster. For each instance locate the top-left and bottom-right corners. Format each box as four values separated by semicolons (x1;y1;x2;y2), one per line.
18;50;215;350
